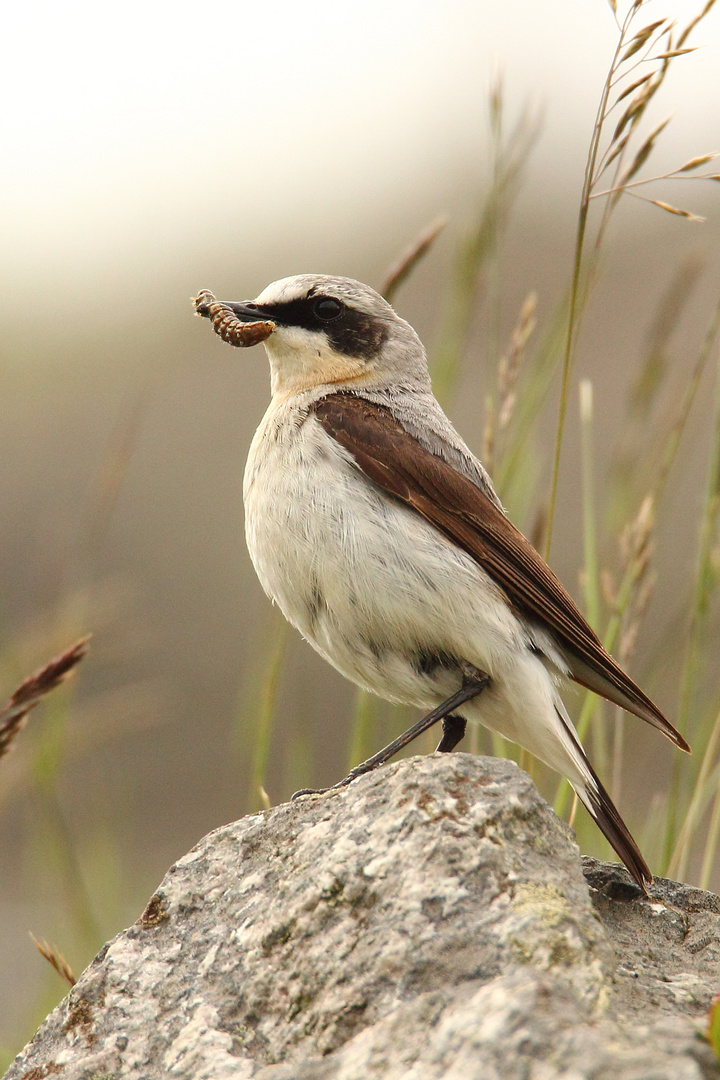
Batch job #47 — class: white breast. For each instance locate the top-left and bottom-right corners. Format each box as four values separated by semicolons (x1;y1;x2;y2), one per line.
243;398;528;707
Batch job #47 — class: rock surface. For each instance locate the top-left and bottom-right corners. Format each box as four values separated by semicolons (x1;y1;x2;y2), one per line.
4;754;720;1080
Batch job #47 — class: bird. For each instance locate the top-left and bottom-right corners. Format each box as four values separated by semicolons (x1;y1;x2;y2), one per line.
193;274;689;892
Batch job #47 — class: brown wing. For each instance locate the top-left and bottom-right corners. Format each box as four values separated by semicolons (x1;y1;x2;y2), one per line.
312;392;689;753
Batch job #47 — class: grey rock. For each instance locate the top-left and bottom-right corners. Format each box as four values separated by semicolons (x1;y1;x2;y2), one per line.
4;754;720;1080
583;858;720;1023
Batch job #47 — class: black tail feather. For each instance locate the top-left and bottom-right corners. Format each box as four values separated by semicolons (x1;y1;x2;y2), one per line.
582;771;652;894
566;650;690;754
554;707;652;893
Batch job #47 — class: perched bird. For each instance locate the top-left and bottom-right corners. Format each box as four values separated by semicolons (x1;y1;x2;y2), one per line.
194;275;689;892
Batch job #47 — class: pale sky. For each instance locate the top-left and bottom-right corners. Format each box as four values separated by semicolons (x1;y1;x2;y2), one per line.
2;0;719;283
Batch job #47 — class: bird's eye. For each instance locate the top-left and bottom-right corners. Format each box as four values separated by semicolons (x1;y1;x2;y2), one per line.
313;297;344;321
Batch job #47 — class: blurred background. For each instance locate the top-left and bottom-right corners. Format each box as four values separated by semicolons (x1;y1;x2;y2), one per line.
2;0;720;1062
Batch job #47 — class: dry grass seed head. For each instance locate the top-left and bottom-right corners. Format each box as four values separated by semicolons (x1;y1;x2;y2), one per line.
380;216;447;303
619;19;667;64
650;200;705;221
618;574;656;664
601;569;619;610
498;291;537;430
678;153;720;172
620;493;655;576
0;638;89;761
30;935;76;987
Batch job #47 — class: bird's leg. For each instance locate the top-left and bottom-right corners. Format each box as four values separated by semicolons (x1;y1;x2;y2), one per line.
435;714;467;753
292;662;489;799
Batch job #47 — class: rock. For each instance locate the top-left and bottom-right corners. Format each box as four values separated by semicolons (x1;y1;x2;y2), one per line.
583;858;720;1023
4;754;719;1080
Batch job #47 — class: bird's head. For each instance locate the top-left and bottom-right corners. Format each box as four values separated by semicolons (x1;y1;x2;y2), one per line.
199;274;431;401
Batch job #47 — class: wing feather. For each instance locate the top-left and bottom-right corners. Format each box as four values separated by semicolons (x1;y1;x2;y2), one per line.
312;392;688;753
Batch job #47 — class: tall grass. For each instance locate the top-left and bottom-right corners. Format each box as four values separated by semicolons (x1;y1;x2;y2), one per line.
546;0;719;559
546;0;720;867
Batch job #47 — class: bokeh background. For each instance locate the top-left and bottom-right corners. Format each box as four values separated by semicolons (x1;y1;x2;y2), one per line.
2;0;720;1061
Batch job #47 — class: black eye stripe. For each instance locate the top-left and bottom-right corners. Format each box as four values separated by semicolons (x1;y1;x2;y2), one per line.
254;296;341;327
255;295;389;360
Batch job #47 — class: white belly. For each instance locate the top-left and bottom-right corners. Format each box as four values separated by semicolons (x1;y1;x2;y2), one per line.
243;402;530;711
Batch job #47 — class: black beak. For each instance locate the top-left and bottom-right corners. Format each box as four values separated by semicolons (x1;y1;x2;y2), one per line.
222;301;269;323
193;290;276;348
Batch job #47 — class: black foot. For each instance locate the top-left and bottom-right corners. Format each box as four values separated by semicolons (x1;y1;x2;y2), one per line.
435;714;467;753
292;663;490;800
291;786;330;800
